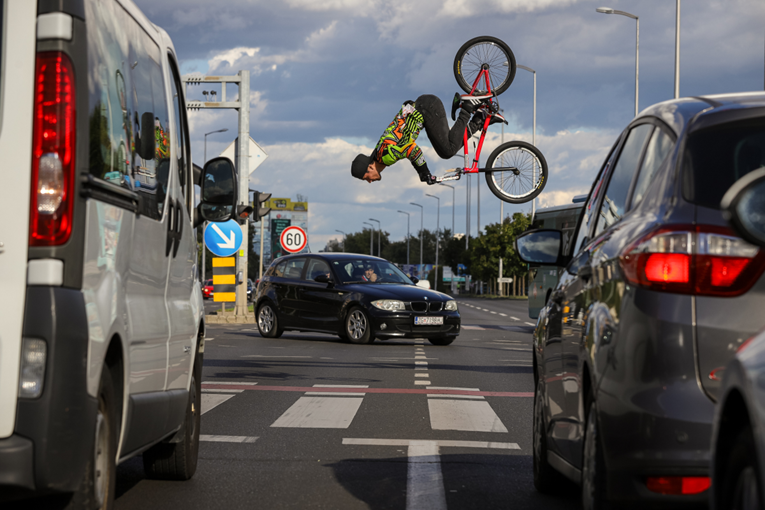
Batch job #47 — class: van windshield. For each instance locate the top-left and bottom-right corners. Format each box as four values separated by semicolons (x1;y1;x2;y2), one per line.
684;118;765;209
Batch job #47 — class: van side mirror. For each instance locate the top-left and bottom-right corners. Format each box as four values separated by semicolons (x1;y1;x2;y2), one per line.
196;157;237;226
515;229;564;266
137;111;155;160
722;167;765;247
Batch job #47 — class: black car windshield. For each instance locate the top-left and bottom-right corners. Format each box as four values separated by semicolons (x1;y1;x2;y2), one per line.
332;259;413;285
684;118;765;209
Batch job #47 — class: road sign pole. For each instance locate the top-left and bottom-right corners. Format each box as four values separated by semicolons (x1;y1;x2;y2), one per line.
235;70;250;317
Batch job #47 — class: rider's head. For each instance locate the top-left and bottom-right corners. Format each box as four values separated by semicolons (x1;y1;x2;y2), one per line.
351;154;382;183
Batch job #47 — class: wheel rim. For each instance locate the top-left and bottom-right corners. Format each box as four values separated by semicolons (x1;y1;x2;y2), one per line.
490;146;543;200
733;466;761;510
459;41;512;94
348;310;367;340
258;306;274;333
581;407;598;510
93;409;109;508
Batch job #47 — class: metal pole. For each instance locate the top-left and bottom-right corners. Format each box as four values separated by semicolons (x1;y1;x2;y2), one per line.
369;218;381;257
635;17;640;116
500;120;504;223
439;183;455;235
398;211;410;265
410;203;423;274
675;0;680;99
235;71;250;316
259;213;266;279
465;176;470;249
202;128;228;284
363;222;374;255
335;230;347;251
426;194;440;290
477;172;480;235
532;70;537;219
595;9;639;114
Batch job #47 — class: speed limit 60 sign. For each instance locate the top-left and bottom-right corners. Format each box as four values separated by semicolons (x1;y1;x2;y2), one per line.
280;226;308;253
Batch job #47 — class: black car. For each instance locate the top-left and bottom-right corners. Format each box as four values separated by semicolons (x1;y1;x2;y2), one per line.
253;253;460;345
516;93;765;508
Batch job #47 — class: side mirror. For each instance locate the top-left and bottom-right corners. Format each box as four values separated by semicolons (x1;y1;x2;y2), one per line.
314;274;332;284
137;111;155;160
515;229;564;266
410;276;419;285
197;157;237;226
722;167;765;247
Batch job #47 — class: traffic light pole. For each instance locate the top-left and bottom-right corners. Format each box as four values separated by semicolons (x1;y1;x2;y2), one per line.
184;71;251;317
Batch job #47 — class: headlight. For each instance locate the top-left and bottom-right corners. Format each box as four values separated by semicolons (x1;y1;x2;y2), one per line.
371;299;405;311
444;300;458;311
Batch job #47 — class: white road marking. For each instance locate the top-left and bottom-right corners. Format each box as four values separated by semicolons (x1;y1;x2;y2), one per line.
415;356;427;359
342;438;520;510
271;396;364;428
461;325;485;330
202;389;244;394
525;322;536;326
428;400;509;433
499;313;507;317
313;384;369;388
490;311;497;314
509;317;520;321
503;347;532;352
427;394;484;400
415;373;429;377
241;355;312;358
304;392;366;396
414;381;431;385
426;386;480;391
200;434;258;444
415;361;428;365
203;381;259;385
201;393;236;415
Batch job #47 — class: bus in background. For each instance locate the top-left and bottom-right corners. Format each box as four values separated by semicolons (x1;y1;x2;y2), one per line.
527;197;585;319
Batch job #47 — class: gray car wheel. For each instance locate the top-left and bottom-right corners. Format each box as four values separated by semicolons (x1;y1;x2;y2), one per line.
346;307;374;344
257;303;283;338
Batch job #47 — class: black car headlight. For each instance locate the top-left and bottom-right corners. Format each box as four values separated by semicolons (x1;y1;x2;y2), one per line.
371;299;405;311
444;300;458;311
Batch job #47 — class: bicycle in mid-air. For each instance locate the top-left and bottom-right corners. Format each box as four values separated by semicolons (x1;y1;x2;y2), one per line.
437;36;548;204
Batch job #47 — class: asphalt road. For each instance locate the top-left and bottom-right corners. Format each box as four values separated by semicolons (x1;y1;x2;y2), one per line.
114;297;580;509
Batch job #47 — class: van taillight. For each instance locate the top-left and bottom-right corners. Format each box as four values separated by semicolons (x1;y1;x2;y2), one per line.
30;52;75;246
620;225;765;297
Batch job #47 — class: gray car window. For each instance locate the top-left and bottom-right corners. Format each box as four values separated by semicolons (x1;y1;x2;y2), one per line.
630;127;674;209
594;123;653;237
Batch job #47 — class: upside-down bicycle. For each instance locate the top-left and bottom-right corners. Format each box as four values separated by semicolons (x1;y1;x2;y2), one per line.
437;36;548;204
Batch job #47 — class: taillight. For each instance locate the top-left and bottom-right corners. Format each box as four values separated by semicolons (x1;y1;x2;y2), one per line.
620;225;764;297
30;52;76;246
646;476;711;495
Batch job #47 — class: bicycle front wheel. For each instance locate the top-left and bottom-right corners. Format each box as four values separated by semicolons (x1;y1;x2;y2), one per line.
485;141;548;204
454;36;516;96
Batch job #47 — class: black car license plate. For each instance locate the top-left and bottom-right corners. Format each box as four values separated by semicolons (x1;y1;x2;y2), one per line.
414;316;444;326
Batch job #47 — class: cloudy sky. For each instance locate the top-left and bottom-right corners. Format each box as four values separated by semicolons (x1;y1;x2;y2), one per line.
134;0;764;252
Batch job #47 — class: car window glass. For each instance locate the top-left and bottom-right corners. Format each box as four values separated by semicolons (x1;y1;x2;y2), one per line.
167;55;189;206
281;258;306;279
304;259;331;281
631;127;674;209
593;123;653;237
273;261;287;277
332;259;413;284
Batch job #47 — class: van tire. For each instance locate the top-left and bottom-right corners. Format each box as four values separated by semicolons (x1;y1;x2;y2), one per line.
143;352;202;480
67;367;117;510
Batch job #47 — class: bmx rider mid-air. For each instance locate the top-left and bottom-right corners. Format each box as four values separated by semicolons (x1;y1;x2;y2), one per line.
350;93;505;185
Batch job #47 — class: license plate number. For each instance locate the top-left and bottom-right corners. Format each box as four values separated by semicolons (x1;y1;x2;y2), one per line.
414;316;444;326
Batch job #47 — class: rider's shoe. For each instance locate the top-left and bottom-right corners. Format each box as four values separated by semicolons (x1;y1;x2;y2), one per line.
471;110;508;128
488;111;509;126
452;92;493;120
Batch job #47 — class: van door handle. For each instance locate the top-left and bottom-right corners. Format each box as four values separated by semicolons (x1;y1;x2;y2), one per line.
166;201;175;257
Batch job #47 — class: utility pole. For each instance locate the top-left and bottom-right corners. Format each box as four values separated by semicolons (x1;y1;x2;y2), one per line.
363;222;374;255
398;211;410;265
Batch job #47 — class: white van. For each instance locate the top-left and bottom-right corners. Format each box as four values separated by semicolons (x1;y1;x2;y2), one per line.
0;1;239;507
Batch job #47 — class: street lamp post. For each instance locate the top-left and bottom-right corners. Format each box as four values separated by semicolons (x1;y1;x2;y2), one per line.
397;211;411;265
362;222;374;255
410;202;423;274
201;128;229;283
369;218;381;257
517;65;537;219
439;183;455;235
426;193;440;291
596;7;639;117
465;176;470;249
335;230;347;251
675;0;680;98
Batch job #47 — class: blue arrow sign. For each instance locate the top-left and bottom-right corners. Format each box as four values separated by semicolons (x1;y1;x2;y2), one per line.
204;219;243;257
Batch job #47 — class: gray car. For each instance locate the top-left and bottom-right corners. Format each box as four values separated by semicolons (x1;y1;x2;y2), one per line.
516;93;765;508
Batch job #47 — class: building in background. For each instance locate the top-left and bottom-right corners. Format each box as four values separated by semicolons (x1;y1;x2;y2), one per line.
253;197;309;263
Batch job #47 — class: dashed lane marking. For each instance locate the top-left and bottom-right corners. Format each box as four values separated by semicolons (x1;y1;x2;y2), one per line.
200;434;258;444
525;322;536;326
271;384;369;428
414;381;431;386
428;399;509;433
201;393;236;415
201;383;532;397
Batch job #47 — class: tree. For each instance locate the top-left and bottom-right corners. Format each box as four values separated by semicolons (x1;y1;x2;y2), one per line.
328;228;390;256
469;212;530;282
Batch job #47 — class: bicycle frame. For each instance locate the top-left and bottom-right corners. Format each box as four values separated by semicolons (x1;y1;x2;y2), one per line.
437;68;517;183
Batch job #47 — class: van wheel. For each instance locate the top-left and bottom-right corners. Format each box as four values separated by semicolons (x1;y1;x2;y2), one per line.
346;307;374;344
257;303;283;338
68;367;117;510
143;352;202;480
428;336;454;346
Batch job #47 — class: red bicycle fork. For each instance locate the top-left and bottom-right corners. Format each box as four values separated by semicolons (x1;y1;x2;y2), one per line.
462;107;493;174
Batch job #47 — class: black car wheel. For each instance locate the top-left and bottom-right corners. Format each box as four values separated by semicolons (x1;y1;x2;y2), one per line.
582;398;608;510
257;303;283;338
533;377;567;493
346;307;374;344
721;426;762;510
428;336;454;346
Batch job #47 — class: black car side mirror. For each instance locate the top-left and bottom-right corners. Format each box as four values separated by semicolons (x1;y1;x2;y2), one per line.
515;229;565;266
195;157;238;227
410;276;420;285
722;167;765;247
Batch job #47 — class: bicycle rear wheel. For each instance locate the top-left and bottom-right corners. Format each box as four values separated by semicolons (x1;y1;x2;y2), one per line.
485;141;548;204
454;36;516;96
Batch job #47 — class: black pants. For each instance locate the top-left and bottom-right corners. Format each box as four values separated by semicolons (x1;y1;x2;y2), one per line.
415;94;481;160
